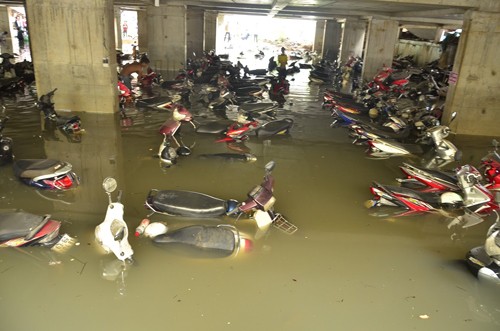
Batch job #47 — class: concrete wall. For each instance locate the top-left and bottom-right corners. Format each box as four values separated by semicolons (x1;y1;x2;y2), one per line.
395;40;441;66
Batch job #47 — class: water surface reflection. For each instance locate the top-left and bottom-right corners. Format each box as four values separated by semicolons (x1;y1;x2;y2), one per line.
1;74;499;331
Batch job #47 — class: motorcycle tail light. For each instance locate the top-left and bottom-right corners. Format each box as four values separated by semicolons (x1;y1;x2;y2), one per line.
43;174;75;190
239;238;253;252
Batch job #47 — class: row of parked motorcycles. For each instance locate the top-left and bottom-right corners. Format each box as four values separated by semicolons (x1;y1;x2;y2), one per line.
322;58;500;284
1;51;299;275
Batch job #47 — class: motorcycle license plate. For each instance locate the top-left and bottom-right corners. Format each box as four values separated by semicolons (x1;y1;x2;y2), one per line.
272;214;298;235
51;234;76;253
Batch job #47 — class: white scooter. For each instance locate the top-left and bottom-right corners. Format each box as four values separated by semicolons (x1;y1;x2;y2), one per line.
95;177;134;262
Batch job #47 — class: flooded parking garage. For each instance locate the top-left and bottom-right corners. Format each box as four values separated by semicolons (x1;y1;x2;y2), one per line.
0;70;499;331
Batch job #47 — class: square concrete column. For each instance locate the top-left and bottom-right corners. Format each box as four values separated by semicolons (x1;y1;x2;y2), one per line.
313;20;326;58
339;19;366;64
444;10;500;137
362;18;399;82
147;4;186;76
137;10;148;53
186;7;204;58
0;6;13;54
204;11;217;53
26;0;118;113
323;20;342;62
114;7;122;51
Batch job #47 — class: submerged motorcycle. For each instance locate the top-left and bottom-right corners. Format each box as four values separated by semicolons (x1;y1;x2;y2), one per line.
216;112;293;143
145;161;297;234
158;105;196;167
466;215;500;284
37;88;83;135
368;164;499;217
13;159;79;190
95;177;134;262
0;116;13;165
0;210;75;251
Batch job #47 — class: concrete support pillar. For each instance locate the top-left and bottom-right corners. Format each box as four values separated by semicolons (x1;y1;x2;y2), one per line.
0;6;13;54
323;20;342;61
313;20;326;58
137;9;147;53
114;7;122;51
339;19;366;63
362;18;399;82
147;4;186;75
204;11;217;53
26;0;118;113
186;7;204;58
444;10;500;137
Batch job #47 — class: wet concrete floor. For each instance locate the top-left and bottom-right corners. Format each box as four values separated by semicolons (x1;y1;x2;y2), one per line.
0;70;499;331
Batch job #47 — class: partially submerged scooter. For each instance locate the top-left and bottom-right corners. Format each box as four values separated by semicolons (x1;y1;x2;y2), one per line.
37;88;83;135
158;105;196;167
95;177;134;262
466;213;500;284
13;159;80;190
145;161;297;234
0;210;75;251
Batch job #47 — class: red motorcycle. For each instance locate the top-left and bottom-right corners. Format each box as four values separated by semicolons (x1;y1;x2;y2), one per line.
368;164;499;217
269;77;290;107
215;113;293;143
481;140;500;192
368;67;411;94
158;105;196;167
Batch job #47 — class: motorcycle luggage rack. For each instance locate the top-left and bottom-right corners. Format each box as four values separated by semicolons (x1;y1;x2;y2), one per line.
272;213;298;235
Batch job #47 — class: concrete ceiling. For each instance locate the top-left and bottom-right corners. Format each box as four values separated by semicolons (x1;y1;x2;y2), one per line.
113;0;490;28
4;0;496;28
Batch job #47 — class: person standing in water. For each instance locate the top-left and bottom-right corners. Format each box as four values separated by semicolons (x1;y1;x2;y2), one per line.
277;47;288;78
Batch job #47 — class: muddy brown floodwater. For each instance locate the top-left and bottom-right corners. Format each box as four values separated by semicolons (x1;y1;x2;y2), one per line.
0;70;499;331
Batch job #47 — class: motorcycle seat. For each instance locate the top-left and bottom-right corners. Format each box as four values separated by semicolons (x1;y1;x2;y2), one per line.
255;118;294;137
0;212;49;242
13;159;72;180
146;189;231;218
195;121;231;134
